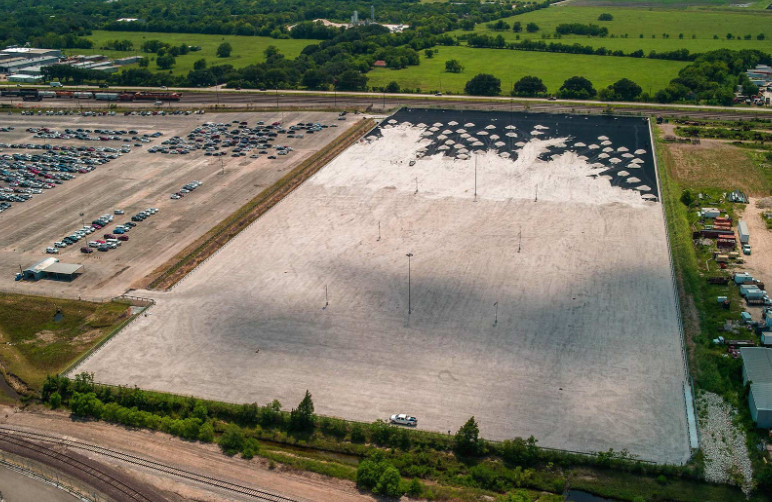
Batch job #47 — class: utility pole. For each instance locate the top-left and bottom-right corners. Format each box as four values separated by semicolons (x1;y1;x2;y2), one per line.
518;226;522;253
377;221;381;241
323;284;329;310
414;177;418;194
474;155;478;202
406;253;413;314
494;302;498;327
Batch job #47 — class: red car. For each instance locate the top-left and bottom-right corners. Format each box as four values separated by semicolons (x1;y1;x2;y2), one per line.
104;233;116;239
80;247;93;254
118;235;129;241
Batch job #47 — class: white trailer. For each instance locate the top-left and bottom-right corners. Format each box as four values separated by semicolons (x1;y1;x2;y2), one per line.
738;220;750;244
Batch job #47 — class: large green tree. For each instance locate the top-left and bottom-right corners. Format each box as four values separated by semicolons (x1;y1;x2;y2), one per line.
558;76;597;99
289;390;316;431
464;73;501;96
454;416;482;456
512;76;546;97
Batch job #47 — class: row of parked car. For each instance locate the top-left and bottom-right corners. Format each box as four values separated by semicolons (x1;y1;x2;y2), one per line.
45;208;159;254
171;180;202;200
29;128;162;144
0;147;126;211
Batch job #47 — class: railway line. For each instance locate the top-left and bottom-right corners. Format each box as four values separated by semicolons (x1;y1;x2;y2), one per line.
1;89;771;121
0;425;304;502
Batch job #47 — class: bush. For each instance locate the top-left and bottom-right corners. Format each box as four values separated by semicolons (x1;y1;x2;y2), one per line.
598;13;613;21
217;42;232;58
407;477;423;496
558;76;596;99
241;437;261;459
350;423;367;443
219;424;245;455
376;465;403;497
49;392;62;410
198;421;215;442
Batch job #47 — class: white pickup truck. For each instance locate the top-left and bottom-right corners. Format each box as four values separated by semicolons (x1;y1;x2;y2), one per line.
389;413;417;427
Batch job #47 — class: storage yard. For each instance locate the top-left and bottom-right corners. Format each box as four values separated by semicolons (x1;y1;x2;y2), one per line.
75;109;691;463
0;111;355;299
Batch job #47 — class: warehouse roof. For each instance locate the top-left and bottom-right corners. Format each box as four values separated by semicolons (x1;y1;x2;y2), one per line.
751;383;772;411
741;347;772;383
44;263;84;275
24;257;58;274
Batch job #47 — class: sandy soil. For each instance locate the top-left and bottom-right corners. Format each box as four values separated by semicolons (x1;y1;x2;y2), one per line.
739;199;772;287
76;116;690;463
0;112;354;300
1;406;374;502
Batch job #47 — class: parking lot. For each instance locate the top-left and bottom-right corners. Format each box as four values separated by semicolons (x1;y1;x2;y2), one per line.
0;111;356;299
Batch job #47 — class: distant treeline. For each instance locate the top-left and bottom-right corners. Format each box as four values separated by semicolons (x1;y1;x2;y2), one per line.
0;0;548;48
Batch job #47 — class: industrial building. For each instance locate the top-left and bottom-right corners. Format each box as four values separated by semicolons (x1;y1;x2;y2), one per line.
741;347;772;429
22;258;84;281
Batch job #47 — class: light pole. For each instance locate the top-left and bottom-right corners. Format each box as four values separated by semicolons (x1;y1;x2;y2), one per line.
474;155;478;202
406;252;413;314
493;302;498;327
79;212;84;227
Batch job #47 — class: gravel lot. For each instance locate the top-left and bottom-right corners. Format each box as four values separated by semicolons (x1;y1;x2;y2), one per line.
697;391;753;493
0;111;354;299
77;111;690;463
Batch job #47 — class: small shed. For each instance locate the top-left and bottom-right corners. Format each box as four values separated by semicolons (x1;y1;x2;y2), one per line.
701;207;721;218
762;332;772;346
43;262;84;281
749;383;772;429
373;60;387;68
22;257;59;280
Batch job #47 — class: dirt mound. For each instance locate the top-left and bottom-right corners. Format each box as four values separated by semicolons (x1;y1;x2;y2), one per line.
756;196;772;209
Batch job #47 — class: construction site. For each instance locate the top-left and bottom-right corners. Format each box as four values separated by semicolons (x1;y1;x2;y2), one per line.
73;108;693;464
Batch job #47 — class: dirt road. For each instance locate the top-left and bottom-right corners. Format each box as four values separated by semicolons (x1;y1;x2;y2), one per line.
740;198;772;288
0;406;374;502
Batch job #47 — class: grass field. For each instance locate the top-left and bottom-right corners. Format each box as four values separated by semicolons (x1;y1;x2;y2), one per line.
367;46;686;94
76;31;316;75
449;6;772;54
0;294;130;391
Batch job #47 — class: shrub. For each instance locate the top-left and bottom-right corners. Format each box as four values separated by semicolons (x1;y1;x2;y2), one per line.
49;392;62;410
219;424;245;455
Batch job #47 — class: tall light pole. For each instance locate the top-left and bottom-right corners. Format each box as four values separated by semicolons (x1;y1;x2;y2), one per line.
474;155;478;202
406;252;413;314
493;302;498;327
79;212;84;227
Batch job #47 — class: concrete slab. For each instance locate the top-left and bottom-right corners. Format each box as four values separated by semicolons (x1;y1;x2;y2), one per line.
76;109;690;464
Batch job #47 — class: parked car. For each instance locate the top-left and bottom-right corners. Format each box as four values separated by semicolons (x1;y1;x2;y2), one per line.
104;233;116;239
389;414;417;426
46;247;58;254
114;209;124;215
743;244;752;255
80;247;93;254
118;235;129;241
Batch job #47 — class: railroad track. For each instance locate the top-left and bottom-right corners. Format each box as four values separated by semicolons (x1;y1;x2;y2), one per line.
0;425;303;502
0;430;156;502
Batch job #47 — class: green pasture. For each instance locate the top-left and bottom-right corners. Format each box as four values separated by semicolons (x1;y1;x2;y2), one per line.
367;46;686;94
76;31;316;75
449;6;772;54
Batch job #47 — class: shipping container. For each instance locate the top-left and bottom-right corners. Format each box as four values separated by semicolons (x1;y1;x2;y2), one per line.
738;220;750;244
716;254;729;263
94;92;119;101
734;272;754;284
73;92;93;99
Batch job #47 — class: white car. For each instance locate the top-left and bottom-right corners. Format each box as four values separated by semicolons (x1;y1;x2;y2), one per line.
45;247;59;254
389;413;417;427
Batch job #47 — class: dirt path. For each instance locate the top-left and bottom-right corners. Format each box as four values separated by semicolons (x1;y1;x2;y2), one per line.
739;199;772;288
1;406;375;502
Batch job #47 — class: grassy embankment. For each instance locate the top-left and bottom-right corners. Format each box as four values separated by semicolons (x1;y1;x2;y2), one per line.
0;294;131;398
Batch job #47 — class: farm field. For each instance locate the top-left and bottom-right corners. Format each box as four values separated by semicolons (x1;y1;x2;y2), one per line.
449;6;772;54
74;31;316;75
75;108;691;463
367;46;687;94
